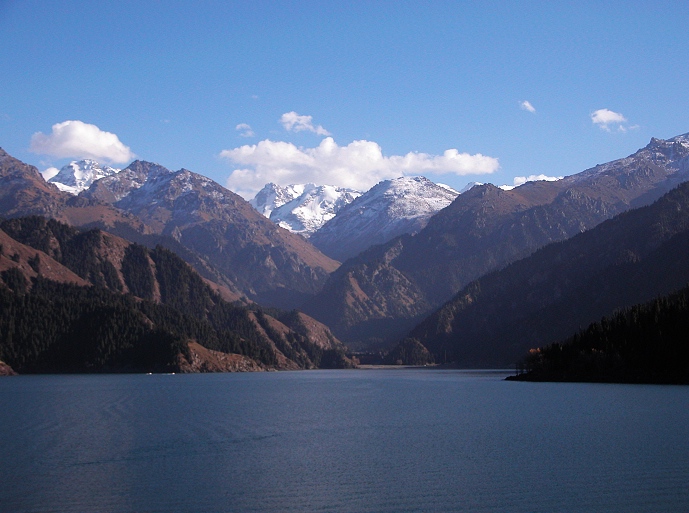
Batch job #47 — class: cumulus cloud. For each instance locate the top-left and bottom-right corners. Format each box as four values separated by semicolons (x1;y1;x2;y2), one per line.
590;109;628;132
236;123;255;137
280;111;331;136
221;137;499;199
40;167;60;181
511;174;563;187
30;120;135;163
520;100;536;113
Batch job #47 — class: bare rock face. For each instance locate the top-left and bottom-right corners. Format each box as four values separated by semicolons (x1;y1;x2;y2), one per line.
0;148;68;219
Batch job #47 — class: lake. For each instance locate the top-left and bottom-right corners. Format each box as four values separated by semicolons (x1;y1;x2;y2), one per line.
1;369;688;513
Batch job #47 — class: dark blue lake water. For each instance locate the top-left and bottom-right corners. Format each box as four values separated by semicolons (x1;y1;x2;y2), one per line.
1;369;688;513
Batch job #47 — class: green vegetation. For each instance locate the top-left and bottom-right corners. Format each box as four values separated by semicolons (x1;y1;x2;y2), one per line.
511;286;689;384
1;216;124;290
0;278;188;373
121;243;155;299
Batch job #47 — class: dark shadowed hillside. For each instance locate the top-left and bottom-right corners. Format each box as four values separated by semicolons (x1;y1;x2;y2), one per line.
404;180;689;367
508;286;689;384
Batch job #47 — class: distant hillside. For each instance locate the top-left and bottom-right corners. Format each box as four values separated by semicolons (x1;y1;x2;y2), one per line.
404;180;689;367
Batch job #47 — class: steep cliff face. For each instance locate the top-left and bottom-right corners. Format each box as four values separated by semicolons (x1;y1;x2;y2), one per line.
303;134;689;348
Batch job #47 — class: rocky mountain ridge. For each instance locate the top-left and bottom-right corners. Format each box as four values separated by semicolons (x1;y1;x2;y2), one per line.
0;149;340;310
81;161;339;308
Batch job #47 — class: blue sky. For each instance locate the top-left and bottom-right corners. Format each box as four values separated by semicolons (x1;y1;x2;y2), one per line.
1;0;688;198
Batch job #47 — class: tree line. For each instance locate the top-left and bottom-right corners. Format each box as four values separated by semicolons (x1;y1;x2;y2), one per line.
511;285;689;383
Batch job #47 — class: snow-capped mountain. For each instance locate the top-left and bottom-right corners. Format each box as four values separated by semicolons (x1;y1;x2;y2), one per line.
48;160;120;194
250;183;304;217
309;176;459;261
251;183;361;236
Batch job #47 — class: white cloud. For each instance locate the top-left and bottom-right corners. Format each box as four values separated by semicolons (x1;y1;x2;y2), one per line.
40;167;60;181
221;137;499;199
511;174;563;187
30;120;135;163
520;100;536;113
280;111;331;136
590;109;628;132
236;123;255;137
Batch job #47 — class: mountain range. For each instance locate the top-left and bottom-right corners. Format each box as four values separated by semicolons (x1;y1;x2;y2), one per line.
1;151;339;309
405;177;689;367
2;131;689;377
301;134;689;349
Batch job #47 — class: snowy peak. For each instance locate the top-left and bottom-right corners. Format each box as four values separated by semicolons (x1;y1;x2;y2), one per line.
48;159;120;194
250;183;307;218
251;183;361;236
309;176;459;261
363;176;459;219
81;160;172;203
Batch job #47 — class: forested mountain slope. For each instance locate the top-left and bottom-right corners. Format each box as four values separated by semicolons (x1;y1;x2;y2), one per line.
508;285;689;384
81;160;339;308
0;217;353;373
